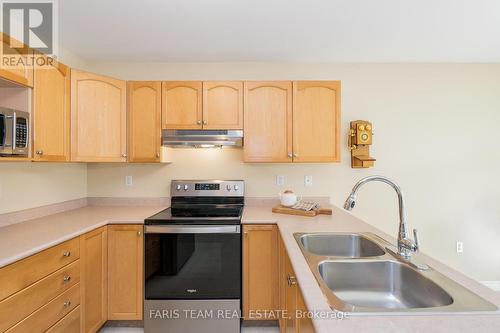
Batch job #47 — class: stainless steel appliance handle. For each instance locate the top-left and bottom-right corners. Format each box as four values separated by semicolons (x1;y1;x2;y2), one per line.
145;225;240;234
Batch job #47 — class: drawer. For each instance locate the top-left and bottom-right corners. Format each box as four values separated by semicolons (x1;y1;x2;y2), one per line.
0;260;80;332
0;237;80;301
46;306;80;333
5;283;80;333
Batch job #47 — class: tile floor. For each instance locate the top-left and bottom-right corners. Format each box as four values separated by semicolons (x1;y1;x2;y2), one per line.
99;326;279;333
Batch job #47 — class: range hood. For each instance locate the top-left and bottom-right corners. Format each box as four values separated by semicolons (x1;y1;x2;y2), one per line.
162;129;243;148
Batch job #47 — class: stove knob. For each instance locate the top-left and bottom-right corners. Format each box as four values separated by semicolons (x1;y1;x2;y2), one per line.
176;185;181;191
226;185;231;191
234;185;239;191
184;185;189;191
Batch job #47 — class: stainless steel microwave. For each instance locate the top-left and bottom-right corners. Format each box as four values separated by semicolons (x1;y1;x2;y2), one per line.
0;107;29;157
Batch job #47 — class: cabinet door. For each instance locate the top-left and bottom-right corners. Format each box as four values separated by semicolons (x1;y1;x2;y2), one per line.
162;81;202;129
202;81;243;129
284;251;297;333
127;81;161;162
108;225;143;320
71;69;127;162
297;291;315;333
292;81;341;162
0;33;34;87
242;224;279;320
243;82;292;162
80;227;107;333
33;55;70;161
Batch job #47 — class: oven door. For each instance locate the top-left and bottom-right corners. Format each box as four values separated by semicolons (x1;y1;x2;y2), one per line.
144;225;241;300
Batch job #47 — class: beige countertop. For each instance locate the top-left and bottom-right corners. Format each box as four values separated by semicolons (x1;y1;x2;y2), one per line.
1;203;499;332
0;205;165;268
242;205;500;333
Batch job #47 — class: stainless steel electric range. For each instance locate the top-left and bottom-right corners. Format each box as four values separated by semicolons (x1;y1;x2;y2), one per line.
144;180;244;333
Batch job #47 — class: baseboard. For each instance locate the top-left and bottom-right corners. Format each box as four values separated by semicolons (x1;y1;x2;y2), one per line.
481;281;500;291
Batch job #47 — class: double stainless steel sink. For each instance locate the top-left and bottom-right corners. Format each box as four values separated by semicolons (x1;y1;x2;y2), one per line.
295;232;499;314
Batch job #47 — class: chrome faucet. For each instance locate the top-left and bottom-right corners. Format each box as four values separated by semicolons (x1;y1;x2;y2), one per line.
344;176;427;269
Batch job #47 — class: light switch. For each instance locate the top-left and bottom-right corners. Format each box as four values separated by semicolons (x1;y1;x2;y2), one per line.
125;175;133;186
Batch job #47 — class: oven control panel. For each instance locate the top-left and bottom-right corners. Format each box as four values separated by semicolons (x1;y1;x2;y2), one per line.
171;180;244;197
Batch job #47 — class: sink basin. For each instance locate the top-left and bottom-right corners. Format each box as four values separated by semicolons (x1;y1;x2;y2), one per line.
319;261;453;310
299;233;385;258
295;232;498;314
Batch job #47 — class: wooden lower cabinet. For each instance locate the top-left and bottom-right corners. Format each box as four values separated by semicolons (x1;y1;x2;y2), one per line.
80;227;108;333
107;224;144;320
278;231;315;333
46;306;81;333
6;284;80;333
297;292;315;333
242;224;279;320
242;224;315;332
0;224;148;333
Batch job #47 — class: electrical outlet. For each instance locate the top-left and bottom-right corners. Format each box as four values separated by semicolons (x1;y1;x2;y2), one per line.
456;241;464;254
276;175;285;186
125;175;133;186
304;175;313;187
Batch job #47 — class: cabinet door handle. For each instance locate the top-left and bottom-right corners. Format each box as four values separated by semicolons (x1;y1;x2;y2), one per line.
202;120;207;125
121;153;127;158
62;251;71;257
197;120;202;125
287;275;297;287
63;275;71;283
293;153;298;158
137;231;142;236
287;152;292;158
156;152;160;158
36;150;44;155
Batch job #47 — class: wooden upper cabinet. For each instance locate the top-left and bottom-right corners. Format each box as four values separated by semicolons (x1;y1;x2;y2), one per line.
243;82;293;162
162;81;202;129
127;81;161;162
33;55;70;161
243;224;279;320
292;81;341;162
108;224;144;320
202;81;243;129
71;69;127;162
0;33;34;87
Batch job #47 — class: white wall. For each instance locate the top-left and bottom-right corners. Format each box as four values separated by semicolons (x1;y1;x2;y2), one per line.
86;63;500;282
0;163;87;214
0;50;92;215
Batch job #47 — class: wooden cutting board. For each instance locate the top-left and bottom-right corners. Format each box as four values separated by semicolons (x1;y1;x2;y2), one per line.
272;205;333;217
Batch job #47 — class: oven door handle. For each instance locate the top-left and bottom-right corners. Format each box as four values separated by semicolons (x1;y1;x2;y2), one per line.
144;225;240;234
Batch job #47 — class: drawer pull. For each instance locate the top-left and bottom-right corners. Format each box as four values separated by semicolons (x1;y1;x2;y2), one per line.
62;251;71;257
287;275;297;287
63;275;71;283
63;300;71;308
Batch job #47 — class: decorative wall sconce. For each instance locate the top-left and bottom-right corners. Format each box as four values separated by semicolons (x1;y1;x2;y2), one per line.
348;120;376;168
